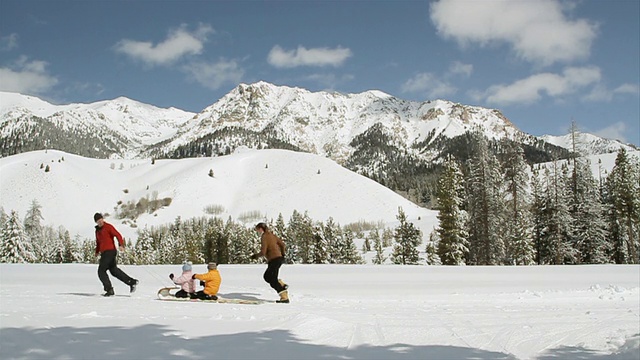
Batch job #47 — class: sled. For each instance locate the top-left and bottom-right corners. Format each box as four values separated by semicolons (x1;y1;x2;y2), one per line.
157;287;268;304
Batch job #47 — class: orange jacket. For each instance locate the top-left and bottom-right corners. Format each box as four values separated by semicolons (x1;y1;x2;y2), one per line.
194;269;221;295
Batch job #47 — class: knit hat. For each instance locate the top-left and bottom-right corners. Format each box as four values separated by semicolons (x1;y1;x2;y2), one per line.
93;213;103;222
207;262;217;270
182;262;192;272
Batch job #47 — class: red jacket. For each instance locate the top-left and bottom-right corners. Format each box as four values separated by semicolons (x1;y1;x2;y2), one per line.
95;222;124;255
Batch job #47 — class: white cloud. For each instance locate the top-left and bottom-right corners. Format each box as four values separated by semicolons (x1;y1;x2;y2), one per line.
267;45;352;68
614;83;640;95
114;24;214;66
449;61;473;77
0;33;18;51
430;0;597;66
582;84;613;102
401;72;456;98
593;121;627;143
482;66;601;105
401;60;472;99
582;83;640;102
0;56;58;94
182;58;244;90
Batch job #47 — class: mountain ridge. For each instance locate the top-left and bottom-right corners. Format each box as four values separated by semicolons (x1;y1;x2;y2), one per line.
2;83;634;162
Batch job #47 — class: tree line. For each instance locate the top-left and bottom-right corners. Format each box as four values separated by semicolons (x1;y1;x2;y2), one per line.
1;137;638;266
434;137;639;265
0;203;425;265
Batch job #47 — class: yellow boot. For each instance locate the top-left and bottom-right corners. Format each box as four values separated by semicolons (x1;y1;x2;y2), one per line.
277;289;289;303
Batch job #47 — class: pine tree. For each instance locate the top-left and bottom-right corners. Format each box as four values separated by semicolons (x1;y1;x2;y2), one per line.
311;225;328;264
436;157;469;265
323;217;342;264
605;148;640;264
1;210;35;263
425;230;442;265
540;162;576;264
24;199;45;262
372;233;387;265
502;142;535;265
286;210;310;263
391;207;422;265
134;226;157;264
466;135;505;265
80;237;97;263
290;211;315;264
334;229;363;264
24;199;44;238
273;213;290;263
0;207;7;227
59;228;79;263
571;159;609;263
530;166;546;264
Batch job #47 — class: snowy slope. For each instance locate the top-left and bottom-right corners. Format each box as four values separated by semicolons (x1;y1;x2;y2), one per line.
0;149;436;240
0;264;638;360
536;150;640;179
541;132;638;156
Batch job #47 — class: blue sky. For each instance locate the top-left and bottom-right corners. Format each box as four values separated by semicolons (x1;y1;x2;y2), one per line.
1;0;638;145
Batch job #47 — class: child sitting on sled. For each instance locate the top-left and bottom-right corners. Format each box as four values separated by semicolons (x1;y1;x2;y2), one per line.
169;262;196;298
192;262;221;300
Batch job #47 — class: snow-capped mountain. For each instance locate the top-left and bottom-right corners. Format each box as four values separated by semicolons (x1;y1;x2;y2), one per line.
0;91;195;158
154;81;527;163
541;132;638;156
1;82;633;164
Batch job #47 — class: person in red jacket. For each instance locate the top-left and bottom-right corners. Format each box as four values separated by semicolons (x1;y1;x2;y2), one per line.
94;212;138;297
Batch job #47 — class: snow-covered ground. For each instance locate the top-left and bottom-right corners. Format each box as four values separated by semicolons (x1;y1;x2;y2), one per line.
1;264;638;359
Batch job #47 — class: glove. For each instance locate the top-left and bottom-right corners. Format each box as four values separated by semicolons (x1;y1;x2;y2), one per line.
191;274;196;279
169;273;174;280
200;281;205;287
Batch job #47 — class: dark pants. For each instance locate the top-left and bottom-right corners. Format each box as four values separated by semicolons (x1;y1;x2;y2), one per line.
194;290;217;300
175;290;193;298
98;250;134;291
263;256;285;293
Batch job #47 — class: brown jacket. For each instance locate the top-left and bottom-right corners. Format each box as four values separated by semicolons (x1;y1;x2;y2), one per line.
257;231;286;261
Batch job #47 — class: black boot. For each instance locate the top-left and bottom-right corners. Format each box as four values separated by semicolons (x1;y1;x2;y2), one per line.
103;288;115;297
129;279;139;293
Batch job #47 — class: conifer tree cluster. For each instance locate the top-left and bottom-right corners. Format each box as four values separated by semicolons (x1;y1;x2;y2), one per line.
434;136;639;265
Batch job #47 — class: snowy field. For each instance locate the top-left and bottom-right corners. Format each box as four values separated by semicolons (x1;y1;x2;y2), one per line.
0;264;638;360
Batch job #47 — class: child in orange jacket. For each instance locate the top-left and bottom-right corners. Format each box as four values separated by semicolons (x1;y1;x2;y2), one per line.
192;263;221;300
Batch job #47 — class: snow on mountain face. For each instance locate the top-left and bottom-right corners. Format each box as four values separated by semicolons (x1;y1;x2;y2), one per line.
0;91;195;158
164;82;522;162
541;133;638;155
1;83;632;161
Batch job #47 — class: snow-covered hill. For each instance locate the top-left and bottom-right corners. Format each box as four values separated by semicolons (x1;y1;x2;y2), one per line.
0;149;437;240
541;132;638;156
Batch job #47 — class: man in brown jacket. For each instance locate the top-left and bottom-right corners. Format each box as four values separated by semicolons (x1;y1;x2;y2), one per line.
251;222;289;303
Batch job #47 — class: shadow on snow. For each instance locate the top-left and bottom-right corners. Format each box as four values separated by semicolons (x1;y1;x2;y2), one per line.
2;325;637;359
1;324;515;360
